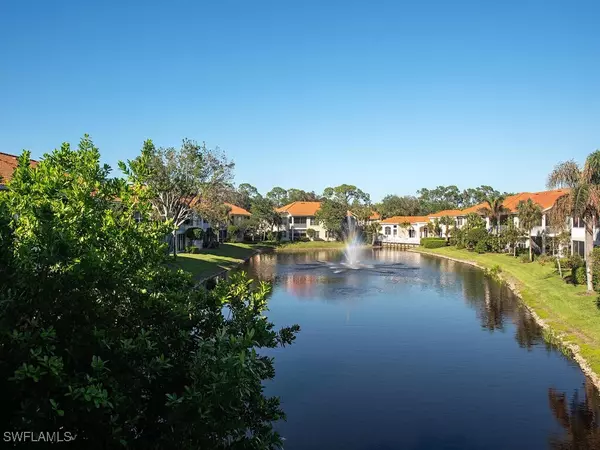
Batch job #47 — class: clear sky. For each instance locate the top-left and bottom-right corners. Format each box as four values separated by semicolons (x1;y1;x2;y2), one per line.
1;0;598;202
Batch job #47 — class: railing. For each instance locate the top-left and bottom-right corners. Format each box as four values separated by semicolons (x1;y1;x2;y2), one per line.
381;236;420;244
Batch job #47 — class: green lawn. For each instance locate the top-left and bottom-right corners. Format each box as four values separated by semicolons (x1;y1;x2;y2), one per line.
275;241;349;252
413;246;600;374
170;243;273;281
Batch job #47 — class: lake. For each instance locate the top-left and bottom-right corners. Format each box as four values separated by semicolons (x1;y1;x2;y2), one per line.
242;248;600;450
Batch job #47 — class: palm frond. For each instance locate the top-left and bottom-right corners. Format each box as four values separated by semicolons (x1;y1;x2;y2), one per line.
583;150;600;185
547;160;581;189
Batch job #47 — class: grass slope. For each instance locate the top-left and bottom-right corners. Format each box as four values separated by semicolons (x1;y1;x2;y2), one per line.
414;246;600;374
275;241;349;252
171;243;272;280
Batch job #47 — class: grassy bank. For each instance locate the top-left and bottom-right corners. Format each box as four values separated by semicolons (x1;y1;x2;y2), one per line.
171;243;274;281
275;241;349;252
413;246;600;377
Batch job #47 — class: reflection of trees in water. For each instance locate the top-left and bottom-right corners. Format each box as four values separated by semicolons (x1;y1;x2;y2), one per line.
421;255;544;347
549;380;600;449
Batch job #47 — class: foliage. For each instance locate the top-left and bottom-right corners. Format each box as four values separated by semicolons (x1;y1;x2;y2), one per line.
0;138;299;448
184;227;204;240
574;266;587;285
366;221;381;245
322;184;370;207
229;183;260;211
593;248;600;291
314;199;347;239
465;228;489;251
375;194;421;218
286;188;320;203
306;228;317;240
185;245;200;254
464;213;486;231
478;194;508;232
438;215;455;241
251;196;282;238
120;138;234;258
421;237;446;249
227;224;241;242
537;254;555;266
517;199;542;262
521;253;531;263
547;150;600;290
474;240;488;254
265;187;288;207
498;220;526;256
426;219;442;237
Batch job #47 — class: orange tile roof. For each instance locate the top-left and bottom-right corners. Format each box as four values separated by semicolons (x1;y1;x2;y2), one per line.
501;189;569;212
460;203;487;215
276;201;321;216
224;202;251;216
369;211;381;220
0;152;38;184
429;209;463;218
380;215;429;224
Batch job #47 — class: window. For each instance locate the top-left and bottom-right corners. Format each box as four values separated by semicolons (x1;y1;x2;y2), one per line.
573;240;585;257
457;217;464;226
393;228;397;236
294;217;307;226
408;228;415;238
573;217;584;228
314;230;320;239
384;227;391;235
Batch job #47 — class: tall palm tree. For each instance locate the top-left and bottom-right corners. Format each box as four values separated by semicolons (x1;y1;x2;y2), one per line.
478;194;508;234
438;215;455;243
517;199;542;262
547;151;600;292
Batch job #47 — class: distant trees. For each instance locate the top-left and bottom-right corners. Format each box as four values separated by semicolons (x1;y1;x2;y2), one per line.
316;184;371;239
266;186;288;207
375;195;421;218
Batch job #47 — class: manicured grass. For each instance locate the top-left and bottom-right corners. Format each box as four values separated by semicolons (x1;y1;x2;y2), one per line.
170;243;273;281
413;246;600;374
275;241;350;252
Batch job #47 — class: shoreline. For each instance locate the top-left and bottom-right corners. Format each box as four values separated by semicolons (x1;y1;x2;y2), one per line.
411;247;600;391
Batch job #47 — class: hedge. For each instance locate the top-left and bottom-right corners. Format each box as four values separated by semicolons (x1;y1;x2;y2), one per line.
421;237;447;249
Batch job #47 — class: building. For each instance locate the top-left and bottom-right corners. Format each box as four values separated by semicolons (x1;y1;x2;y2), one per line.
275;201;335;241
379;216;430;244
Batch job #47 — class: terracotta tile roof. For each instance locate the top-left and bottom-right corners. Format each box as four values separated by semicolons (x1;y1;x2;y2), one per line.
0;152;38;185
460;203;487;215
500;189;569;212
224;202;251;216
380;215;429;224
429;209;463;218
276;201;321;216
369;211;381;220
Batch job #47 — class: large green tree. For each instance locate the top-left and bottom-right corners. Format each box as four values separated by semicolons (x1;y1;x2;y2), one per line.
121;138;234;258
517;199;542;262
547;151;600;291
375;194;421;218
251;196;282;239
314;199;347;240
0;137;299;448
266;186;288;207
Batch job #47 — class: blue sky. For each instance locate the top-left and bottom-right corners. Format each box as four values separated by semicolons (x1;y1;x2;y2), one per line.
1;0;598;202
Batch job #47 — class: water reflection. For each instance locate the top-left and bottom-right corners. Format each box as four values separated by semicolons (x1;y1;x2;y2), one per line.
238;248;600;449
549;380;600;449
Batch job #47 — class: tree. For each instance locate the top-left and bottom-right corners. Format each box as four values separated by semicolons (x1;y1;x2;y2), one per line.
417;185;462;213
478;194;508;234
461;185;502;207
366;222;381;245
438;215;455;242
322;184;370;207
517;199;542;262
375;195;421;218
426;219;442;237
547;151;600;291
250;197;282;240
287;188;319;203
120;139;234;258
231;183;261;211
194;202;231;244
266;186;288;207
500;220;526;257
306;228;316;240
0;137;299;448
314;199;347;240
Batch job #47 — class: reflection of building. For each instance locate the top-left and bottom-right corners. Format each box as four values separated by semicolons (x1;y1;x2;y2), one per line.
284;273;318;297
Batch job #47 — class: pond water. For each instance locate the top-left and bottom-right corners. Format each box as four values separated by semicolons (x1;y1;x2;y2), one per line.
243;248;600;450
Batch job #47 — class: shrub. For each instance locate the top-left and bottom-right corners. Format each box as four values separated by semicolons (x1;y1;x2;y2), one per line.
0;140;299;448
306;228;316;240
465;228;489;251
185;227;204;240
421;237;447;249
474;240;487;254
574;266;587;285
489;264;502;277
537;254;554;266
520;253;531;263
227;224;240;242
456;242;466;250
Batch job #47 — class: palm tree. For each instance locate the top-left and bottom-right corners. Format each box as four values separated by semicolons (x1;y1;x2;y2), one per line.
547;151;600;292
438;215;455;243
367;221;381;245
517;199;542;262
478;195;508;234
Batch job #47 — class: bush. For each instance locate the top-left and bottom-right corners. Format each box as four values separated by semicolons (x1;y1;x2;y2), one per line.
465;228;489;251
227;224;240;242
456;242;466;250
521;253;531;263
474;240;487;254
0;140;299;448
185;246;200;254
489;264;502;277
185;227;204;240
537;254;554;266
574;266;587;285
421;237;446;249
306;228;316;240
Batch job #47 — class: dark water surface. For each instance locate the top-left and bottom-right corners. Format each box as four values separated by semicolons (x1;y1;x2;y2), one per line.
243;248;600;450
